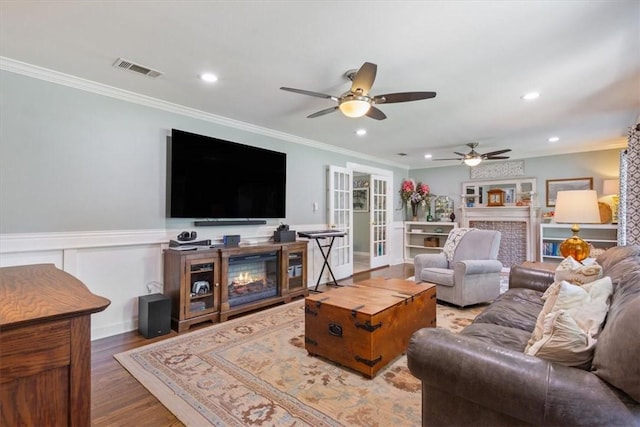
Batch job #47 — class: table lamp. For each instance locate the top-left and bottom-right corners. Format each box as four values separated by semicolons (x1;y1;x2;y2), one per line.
553;190;601;262
602;179;620;223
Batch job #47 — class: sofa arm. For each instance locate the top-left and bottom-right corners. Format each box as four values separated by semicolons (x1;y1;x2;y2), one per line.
509;264;555;292
454;259;503;276
414;253;447;281
407;328;636;426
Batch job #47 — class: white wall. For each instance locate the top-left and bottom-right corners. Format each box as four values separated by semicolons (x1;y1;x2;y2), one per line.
1;222;408;340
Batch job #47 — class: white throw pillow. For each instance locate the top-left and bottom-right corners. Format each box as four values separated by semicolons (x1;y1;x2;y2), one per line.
525;276;613;367
554;256;603;286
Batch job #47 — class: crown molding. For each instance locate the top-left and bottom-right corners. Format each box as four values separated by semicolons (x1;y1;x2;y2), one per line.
0;56;408;170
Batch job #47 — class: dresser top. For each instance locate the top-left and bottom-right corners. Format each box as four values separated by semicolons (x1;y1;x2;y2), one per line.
0;264;110;329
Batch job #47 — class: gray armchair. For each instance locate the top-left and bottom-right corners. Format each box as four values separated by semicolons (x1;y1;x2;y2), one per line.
414;229;502;307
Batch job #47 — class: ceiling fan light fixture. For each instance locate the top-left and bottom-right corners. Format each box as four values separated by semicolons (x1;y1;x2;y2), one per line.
521;91;540;101
464;157;482;167
339;96;371;118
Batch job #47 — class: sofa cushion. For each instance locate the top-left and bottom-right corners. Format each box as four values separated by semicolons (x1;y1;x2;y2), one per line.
461;323;531;352
525;277;613;368
554;256;603;286
472;288;543;332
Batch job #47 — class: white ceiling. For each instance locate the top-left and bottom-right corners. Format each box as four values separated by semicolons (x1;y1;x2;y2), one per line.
1;1;638;169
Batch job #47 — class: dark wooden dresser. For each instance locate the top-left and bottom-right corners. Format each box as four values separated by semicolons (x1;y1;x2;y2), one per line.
0;264;110;426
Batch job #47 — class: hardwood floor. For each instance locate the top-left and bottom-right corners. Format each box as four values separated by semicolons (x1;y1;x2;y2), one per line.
90;263;414;426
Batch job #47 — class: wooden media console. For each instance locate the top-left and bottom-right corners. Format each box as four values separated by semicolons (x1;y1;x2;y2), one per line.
163;241;308;332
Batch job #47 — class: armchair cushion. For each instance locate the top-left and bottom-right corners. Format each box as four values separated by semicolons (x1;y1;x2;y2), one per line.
419;268;454;286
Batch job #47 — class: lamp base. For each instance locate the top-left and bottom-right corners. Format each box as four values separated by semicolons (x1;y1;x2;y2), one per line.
559;235;591;262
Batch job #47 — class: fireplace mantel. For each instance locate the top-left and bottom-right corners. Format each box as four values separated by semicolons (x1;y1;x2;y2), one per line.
459;205;540;264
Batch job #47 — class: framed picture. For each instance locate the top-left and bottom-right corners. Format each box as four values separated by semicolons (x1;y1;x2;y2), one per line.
546;177;593;207
353;187;369;212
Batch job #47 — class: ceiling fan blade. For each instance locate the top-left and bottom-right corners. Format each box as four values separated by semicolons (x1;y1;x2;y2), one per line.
350;62;377;96
365;106;386;120
482;149;512;157
433;158;464;161
484;156;511;160
373;91;437;104
453;152;467;157
280;87;337;100
307;106;339;118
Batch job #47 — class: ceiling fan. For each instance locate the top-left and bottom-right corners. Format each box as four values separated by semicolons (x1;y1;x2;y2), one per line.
433;143;512;166
280;62;436;120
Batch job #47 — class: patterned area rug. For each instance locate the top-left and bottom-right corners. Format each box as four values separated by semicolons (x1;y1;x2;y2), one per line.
115;299;485;426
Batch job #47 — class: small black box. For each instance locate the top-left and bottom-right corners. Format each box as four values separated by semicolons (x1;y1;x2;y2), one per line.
138;293;171;338
274;230;296;243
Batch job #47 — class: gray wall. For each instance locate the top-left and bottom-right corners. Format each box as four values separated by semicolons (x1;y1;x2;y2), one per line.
0;70;408;233
409;151;621;214
0;70;622;234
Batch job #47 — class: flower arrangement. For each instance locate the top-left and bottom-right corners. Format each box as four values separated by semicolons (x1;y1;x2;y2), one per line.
400;179;431;207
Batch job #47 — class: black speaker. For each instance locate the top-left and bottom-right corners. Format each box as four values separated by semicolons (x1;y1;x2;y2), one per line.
138;293;171;338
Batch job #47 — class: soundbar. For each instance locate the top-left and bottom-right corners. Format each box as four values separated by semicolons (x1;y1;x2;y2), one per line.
194;220;267;226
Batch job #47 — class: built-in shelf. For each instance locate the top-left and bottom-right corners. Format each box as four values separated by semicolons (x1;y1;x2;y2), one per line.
540;223;618;263
404;221;458;261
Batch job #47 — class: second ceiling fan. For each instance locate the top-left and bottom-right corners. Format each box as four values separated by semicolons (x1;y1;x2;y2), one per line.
433;143;512;166
280;62;436;120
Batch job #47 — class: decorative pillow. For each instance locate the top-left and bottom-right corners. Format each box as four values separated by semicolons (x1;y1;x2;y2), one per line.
526;310;595;367
554;256;602;286
528;282;562;346
525;276;613;367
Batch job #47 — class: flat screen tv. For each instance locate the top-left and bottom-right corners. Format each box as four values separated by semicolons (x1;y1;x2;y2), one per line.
168;129;286;219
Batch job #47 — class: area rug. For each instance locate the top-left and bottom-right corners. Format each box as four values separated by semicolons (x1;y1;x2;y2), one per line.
115;299;484;426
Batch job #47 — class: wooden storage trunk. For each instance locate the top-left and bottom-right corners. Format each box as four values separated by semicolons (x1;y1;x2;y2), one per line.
304;279;436;378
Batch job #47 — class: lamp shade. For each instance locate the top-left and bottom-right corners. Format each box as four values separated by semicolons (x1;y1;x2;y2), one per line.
602;179;619;196
554;190;600;261
554;190;600;224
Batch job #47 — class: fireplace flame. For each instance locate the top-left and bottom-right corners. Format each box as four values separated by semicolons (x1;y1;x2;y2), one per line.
233;272;257;286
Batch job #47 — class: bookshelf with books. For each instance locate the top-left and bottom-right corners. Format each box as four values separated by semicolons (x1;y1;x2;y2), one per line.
540;223;618;263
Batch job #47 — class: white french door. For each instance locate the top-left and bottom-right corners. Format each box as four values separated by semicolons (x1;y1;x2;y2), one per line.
369;174;390;269
326;165;353;280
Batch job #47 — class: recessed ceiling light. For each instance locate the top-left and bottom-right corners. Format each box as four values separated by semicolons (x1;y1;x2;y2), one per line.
355;129;367;136
548;136;560;142
521;92;540;100
424;154;433;159
200;73;218;83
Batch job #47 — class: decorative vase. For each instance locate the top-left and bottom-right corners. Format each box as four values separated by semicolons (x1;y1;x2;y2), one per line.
411;203;418;221
426;205;433;222
450;212;456;222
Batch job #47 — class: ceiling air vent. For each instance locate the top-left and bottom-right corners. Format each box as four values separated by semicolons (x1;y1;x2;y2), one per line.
112;57;162;78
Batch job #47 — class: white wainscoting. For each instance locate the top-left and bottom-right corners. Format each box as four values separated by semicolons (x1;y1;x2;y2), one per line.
1;222;407;340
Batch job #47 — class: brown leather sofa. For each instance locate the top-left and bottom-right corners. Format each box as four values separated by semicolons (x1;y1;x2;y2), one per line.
407;245;640;426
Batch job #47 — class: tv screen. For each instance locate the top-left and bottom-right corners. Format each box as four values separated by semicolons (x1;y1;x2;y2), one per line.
168;129;286;219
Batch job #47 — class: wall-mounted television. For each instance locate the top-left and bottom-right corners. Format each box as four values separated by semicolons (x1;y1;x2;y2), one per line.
167;129;286;219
